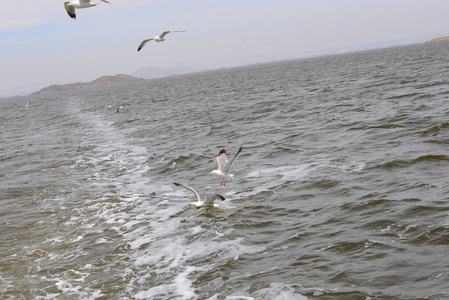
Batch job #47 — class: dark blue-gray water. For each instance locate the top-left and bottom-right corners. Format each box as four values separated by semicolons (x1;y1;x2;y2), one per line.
1;42;449;299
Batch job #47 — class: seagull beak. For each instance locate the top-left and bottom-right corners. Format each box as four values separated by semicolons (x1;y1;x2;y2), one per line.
209;172;213;175
66;3;71;6
188;203;193;205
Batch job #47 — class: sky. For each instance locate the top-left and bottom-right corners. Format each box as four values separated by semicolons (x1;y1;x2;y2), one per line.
1;0;449;96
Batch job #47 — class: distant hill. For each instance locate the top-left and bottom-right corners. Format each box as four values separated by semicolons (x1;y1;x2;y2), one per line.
131;66;196;79
32;67;197;95
426;36;449;43
33;74;144;94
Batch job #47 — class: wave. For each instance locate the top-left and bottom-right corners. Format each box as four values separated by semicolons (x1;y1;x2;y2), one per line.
378;154;449;169
322;239;393;254
386;92;423;100
419;122;449;136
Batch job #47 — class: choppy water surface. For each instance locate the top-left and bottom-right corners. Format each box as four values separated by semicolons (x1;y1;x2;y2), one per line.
1;42;449;299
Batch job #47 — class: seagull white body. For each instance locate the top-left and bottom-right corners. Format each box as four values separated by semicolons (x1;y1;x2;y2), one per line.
137;30;186;51
209;146;242;186
64;0;110;20
173;183;225;207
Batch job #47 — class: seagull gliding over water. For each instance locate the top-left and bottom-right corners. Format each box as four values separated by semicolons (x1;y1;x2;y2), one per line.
137;31;186;51
64;0;110;20
173;183;225;207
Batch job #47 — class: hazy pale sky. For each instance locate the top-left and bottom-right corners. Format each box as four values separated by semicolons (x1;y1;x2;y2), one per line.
1;0;449;96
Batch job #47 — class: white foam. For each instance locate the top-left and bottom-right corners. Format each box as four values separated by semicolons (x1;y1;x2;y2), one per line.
95;238;109;244
133;265;200;299
190;225;204;235
241;164;315;198
70;235;83;243
156;199;170;206
246;164;312;180
52;106;271;299
122;192;265;299
134;285;168;299
174;266;198;299
218;296;255;300
40;293;60;299
247;158;365;184
52;269;104;300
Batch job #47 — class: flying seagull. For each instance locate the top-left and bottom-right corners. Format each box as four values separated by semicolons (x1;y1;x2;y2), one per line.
64;0;110;20
173;183;225;207
137;30;186;51
209;146;242;186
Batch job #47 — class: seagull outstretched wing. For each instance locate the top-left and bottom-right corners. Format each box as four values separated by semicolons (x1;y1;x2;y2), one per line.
222;146;242;173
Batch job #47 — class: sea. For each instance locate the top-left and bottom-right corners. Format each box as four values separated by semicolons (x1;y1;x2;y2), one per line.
1;41;449;300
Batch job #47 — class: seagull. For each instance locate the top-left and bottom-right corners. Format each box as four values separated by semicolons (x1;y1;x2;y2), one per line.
104;104;125;112
173;183;225;207
209;146;242;186
116;104;124;113
64;0;110;20
137;30;186;51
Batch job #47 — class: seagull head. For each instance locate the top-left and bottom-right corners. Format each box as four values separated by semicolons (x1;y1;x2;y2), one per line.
209;170;219;175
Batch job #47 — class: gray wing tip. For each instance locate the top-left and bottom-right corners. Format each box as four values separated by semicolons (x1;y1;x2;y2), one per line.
218;148;226;156
64;2;76;19
173;182;181;186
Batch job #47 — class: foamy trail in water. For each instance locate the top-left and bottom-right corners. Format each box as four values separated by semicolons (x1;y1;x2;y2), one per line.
27;100;162;298
121;186;266;299
61;101;267;299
